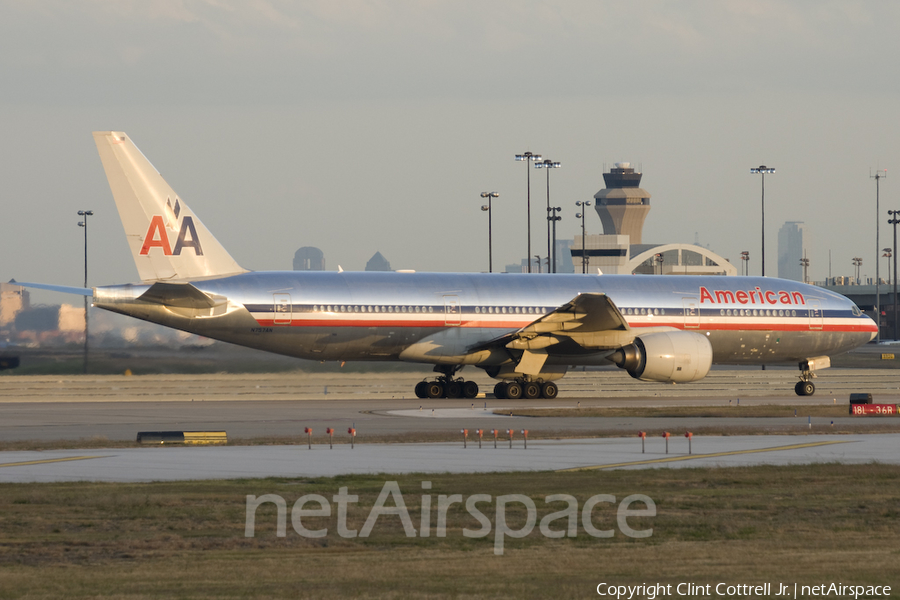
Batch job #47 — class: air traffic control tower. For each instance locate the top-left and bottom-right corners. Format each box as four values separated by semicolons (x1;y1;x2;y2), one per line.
593;162;650;244
570;162;736;276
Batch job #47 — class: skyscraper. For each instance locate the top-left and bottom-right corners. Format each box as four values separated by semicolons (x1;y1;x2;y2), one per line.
778;221;807;281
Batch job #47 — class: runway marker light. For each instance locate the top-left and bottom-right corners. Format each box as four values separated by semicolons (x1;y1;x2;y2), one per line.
662;431;670;454
638;431;646;453
521;429;529;449
348;427;356;449
326;427;334;449
507;429;514;449
491;429;499;449
304;427;312;449
476;429;484;449
684;431;693;455
461;429;468;449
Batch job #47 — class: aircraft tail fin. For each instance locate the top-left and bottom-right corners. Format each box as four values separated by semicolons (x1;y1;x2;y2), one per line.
93;131;246;282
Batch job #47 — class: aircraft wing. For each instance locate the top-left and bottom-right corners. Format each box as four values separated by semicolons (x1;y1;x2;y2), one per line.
470;292;632;354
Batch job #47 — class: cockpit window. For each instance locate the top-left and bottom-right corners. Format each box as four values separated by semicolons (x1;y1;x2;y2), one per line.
851;304;862;317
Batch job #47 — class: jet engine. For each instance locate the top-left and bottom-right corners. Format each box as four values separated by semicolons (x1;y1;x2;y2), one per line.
610;331;712;383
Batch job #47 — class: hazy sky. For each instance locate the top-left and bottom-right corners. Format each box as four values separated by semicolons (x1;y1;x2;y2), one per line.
2;0;899;302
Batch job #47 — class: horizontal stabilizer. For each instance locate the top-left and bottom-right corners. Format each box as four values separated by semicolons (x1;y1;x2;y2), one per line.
137;282;222;309
10;280;92;296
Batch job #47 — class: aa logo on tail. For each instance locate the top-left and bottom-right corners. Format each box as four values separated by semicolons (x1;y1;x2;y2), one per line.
140;215;204;256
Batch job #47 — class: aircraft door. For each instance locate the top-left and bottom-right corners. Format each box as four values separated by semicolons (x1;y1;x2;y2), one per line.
683;297;700;329
807;299;823;330
273;293;292;325
443;295;461;326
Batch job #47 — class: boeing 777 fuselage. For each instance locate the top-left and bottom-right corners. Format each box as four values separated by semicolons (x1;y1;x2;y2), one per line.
20;132;878;399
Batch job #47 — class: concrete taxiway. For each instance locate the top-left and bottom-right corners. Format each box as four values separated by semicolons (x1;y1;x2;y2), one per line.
0;370;898;443
1;434;897;483
1;370;897;483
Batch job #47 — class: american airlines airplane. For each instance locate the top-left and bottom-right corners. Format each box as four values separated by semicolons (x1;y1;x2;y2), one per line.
20;132;877;399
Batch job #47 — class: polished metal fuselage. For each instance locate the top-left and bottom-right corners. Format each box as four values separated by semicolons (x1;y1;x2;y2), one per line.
93;272;877;369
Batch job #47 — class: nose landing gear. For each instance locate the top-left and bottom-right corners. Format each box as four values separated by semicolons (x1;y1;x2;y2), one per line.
795;357;830;396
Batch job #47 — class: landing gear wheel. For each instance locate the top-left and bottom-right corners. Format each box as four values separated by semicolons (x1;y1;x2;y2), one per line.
541;381;559;399
494;382;508;399
462;380;479;399
505;382;523;399
523;382;541;399
446;381;463;399
795;381;815;396
415;381;428;399
426;382;444;399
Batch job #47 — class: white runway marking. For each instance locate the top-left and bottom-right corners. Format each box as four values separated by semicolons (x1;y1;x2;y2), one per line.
385;408;508;418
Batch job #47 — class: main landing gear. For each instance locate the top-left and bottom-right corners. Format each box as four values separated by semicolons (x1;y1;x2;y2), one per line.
493;380;558;400
414;366;479;399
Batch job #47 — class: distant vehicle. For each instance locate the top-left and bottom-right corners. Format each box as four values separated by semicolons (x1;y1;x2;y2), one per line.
0;356;20;371
18;132;877;398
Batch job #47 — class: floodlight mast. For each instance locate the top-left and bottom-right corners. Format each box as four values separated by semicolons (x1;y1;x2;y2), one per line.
480;192;499;273
77;209;93;375
889;209;900;340
515;152;541;272
535;159;561;274
750;166;775;277
871;169;886;342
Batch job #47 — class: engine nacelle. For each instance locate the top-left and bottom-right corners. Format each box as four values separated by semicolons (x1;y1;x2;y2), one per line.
610;331;712;383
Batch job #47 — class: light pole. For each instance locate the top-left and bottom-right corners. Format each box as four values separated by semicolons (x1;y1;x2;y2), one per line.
480;192;499;273
548;206;561;273
655;253;664;275
535;159;561;274
515;152;541;273
871;170;886;342
750;166;775;277
883;248;892;286
534;255;542;274
889;209;900;340
799;257;810;284
740;251;750;276
77;210;93;375
852;257;863;285
575;200;591;274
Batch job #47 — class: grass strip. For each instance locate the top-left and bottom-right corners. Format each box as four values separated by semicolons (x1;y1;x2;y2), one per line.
0;464;898;598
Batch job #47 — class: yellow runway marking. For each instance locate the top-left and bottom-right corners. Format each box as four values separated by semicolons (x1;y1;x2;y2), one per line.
0;456;105;469
558;440;851;472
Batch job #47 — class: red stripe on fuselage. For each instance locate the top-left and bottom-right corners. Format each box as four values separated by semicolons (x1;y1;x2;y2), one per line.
251;316;876;333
